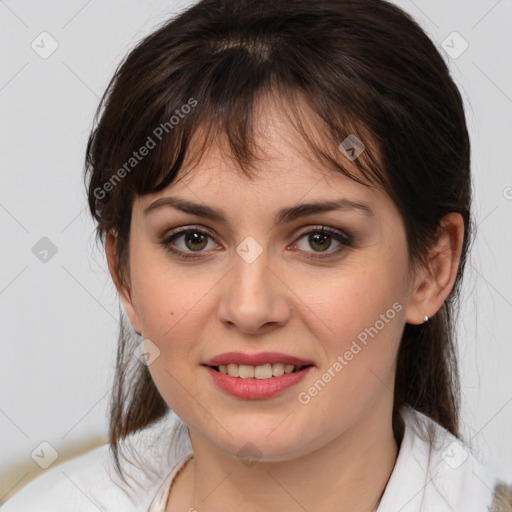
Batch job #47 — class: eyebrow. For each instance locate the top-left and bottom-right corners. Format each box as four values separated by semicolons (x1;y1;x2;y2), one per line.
143;196;373;223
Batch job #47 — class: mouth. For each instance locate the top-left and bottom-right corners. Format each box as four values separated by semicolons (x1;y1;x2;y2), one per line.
204;363;314;399
208;363;313;380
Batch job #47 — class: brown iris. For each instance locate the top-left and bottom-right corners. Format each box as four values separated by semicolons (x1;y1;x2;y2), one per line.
308;232;332;252
184;231;208;251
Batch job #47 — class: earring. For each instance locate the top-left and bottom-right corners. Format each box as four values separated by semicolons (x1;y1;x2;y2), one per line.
424;315;429;323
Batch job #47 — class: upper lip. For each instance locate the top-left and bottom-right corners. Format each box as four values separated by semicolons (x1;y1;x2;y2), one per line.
203;351;314;367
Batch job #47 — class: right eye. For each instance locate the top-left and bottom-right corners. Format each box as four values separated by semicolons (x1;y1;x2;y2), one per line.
159;227;219;259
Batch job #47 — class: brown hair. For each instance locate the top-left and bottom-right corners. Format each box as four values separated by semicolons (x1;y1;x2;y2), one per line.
84;0;471;483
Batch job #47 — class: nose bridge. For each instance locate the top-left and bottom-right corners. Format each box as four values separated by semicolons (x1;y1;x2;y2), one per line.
232;236;273;308
218;235;289;333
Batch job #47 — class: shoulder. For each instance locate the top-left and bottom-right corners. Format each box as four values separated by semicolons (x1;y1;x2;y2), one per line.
397;407;512;512
0;444;135;512
1;411;192;512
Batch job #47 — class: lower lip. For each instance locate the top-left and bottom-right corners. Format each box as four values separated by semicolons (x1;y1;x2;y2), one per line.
204;365;313;399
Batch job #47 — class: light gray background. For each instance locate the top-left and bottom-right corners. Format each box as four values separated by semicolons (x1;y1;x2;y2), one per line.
1;0;511;503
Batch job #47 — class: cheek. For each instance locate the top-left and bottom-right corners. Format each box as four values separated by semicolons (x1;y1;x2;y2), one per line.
294;251;408;399
300;254;407;348
129;244;211;340
127;246;222;398
130;258;208;415
273;279;406;460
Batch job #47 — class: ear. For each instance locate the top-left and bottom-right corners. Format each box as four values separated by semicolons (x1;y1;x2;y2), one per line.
105;231;142;334
404;212;465;325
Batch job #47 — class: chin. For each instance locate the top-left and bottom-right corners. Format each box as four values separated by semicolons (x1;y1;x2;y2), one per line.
214;426;310;463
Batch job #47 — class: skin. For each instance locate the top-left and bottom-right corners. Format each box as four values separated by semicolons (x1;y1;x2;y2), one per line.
106;95;464;512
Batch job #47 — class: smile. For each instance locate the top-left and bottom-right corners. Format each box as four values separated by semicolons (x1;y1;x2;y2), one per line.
204;364;313;399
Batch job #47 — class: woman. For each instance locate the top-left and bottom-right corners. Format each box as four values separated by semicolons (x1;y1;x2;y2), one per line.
2;0;511;511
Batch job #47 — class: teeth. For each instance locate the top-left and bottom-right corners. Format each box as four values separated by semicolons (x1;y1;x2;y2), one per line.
227;363;239;377
239;364;255;379
216;363;304;379
272;364;285;377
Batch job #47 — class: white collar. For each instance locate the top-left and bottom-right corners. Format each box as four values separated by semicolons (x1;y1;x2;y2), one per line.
376;406;498;512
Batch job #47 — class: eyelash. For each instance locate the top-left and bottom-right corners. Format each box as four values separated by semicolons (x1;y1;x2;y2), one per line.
159;225;353;261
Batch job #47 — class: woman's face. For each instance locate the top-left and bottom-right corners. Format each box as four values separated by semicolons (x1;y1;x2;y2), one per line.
118;100;422;462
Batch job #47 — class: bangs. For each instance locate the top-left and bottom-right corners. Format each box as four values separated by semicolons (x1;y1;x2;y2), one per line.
153;85;386;191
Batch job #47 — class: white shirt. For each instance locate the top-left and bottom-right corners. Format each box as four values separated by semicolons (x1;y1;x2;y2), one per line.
1;406;510;512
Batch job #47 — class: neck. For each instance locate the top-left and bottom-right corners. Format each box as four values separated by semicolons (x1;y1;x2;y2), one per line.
169;399;400;512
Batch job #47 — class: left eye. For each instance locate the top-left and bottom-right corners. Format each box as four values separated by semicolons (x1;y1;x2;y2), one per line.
293;228;352;255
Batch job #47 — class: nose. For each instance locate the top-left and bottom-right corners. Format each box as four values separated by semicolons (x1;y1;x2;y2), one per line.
216;248;291;335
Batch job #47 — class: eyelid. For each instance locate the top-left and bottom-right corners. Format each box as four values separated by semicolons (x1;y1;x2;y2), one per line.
293;225;352;243
161;224;351;242
164;224;215;239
